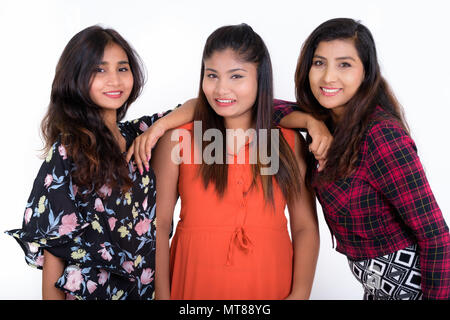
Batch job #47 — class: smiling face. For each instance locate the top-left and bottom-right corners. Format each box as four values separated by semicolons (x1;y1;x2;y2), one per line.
202;48;258;129
89;42;134;114
308;39;365;120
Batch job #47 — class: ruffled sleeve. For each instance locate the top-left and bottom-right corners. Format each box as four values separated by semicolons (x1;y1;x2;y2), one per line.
5;139;90;269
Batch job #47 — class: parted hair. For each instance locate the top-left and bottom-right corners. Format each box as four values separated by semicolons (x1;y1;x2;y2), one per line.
294;18;409;183
194;23;303;205
41;25;145;193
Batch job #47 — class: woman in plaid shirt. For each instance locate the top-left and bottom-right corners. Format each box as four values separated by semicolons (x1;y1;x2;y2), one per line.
276;18;450;300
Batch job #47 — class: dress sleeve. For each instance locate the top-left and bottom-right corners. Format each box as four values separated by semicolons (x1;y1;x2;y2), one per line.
365;121;450;299
272;99;299;125
5;139;90;269
119;106;180;140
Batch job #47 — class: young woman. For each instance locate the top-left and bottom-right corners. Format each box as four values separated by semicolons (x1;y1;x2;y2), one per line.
151;23;319;300
5;25;194;300
277;18;450;300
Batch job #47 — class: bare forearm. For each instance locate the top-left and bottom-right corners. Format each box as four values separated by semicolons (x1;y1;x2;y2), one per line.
156;98;196;132
279;111;312;129
155;225;171;300
289;228;320;299
42;250;65;300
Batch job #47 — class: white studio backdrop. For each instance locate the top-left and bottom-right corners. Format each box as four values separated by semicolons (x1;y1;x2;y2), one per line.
0;0;449;300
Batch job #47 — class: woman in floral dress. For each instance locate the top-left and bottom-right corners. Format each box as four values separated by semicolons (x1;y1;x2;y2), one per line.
5;25;192;300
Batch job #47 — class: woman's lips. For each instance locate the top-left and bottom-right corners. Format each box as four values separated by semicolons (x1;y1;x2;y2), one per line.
320;87;342;97
103;91;123;99
215;98;236;107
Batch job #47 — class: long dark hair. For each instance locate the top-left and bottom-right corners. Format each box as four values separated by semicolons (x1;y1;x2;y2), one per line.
41;25;145;193
294;18;408;183
194;23;302;204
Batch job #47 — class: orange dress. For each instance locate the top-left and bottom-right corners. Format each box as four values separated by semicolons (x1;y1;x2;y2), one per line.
169;122;296;299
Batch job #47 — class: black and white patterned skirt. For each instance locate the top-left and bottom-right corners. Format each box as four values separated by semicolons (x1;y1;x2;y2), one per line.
347;244;423;300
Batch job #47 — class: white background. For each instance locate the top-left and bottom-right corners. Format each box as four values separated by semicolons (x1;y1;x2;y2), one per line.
1;0;449;300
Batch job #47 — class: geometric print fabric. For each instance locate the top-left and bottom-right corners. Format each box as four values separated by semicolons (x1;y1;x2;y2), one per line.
348;244;423;300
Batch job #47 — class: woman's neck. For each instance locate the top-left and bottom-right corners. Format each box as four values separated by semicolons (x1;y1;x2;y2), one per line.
224;115;255;156
223;114;253;131
331;107;346;124
101;109;126;152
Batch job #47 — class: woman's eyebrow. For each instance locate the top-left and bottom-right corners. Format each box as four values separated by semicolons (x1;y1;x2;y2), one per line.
335;56;356;61
98;60;130;65
313;55;356;61
227;68;247;73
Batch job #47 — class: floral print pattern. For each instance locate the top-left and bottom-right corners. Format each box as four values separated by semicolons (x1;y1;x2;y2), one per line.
6;112;169;300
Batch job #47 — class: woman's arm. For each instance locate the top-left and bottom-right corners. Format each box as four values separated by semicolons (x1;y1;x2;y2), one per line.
280;111;331;172
42;250;65;300
126;98;197;173
150;129;181;300
285;132;320;300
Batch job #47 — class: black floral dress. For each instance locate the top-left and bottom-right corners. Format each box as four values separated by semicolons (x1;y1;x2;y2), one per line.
6;112;168;300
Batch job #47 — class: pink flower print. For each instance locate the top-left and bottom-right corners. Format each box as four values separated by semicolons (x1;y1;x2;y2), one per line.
108;217;117;231
98;244;112;261
157;112;164;118
44;174;53;188
64;269;83;292
98;184;112;198
58;144;67;160
135;218;151;236
142;196;148;211
58;213;79;236
28;242;39;253
36;254;45;267
87;280;98;294
140;268;154;285
24;208;32;224
139;121;149;132
122;261;134;274
94;198;105;212
97;269;108;286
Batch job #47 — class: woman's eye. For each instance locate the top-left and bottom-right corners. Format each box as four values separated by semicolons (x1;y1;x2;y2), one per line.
95;67;105;73
231;74;243;79
340;62;351;68
312;60;323;66
206;73;217;79
119;67;129;72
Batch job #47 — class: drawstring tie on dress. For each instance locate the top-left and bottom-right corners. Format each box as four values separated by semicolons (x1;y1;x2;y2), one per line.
226;226;253;266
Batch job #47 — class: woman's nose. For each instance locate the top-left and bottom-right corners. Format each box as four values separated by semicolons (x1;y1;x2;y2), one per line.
214;79;230;96
106;71;121;86
323;66;337;83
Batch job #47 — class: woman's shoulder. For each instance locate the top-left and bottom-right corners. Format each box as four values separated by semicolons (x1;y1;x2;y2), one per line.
43;136;72;166
278;127;301;150
279;126;297;137
176;121;195;132
364;107;415;154
366;107;409;139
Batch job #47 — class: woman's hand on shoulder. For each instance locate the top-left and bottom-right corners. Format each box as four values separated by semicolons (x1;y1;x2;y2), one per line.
125;98;197;174
125;119;167;174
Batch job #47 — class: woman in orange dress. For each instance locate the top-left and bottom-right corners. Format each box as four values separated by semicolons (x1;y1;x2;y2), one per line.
152;24;320;300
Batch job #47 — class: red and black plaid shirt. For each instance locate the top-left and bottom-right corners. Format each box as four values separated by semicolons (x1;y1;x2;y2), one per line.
274;101;450;300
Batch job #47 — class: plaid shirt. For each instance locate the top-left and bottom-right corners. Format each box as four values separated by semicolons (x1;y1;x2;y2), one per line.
274;102;450;300
273;99;298;125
